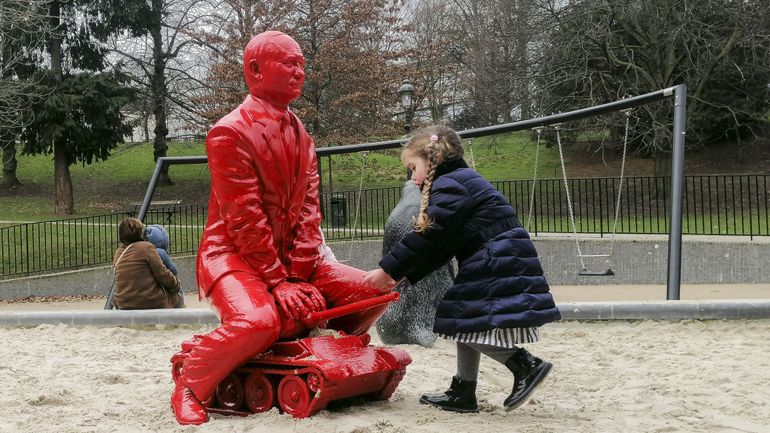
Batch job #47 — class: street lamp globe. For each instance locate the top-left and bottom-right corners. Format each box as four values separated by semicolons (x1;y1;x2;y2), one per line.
398;79;414;109
398;79;415;133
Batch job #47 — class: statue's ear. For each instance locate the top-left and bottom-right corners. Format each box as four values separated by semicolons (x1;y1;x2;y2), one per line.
249;59;261;79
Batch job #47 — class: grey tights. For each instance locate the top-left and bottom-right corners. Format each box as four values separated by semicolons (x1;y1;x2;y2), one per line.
456;341;517;382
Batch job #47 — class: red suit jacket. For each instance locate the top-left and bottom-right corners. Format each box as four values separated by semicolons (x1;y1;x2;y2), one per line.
196;95;323;297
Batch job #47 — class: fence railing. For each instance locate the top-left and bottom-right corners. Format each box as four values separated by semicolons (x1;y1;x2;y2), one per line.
2;174;767;279
0;205;207;279
497;175;770;237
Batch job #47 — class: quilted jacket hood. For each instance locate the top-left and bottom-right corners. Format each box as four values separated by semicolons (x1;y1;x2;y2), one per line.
144;224;170;250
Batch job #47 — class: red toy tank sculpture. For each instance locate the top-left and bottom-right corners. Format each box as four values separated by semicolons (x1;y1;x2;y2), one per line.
171;292;411;418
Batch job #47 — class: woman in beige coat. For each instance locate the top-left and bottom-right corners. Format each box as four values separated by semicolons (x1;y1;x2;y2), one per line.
112;218;181;309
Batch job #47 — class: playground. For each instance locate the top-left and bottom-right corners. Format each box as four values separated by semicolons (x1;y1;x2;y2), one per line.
1;85;768;430
2;1;769;430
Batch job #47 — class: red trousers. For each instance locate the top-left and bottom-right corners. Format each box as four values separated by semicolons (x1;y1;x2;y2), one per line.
179;261;387;402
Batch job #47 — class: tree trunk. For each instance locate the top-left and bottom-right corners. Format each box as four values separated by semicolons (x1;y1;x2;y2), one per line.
1;138;22;188
151;0;173;186
0;12;21;189
54;141;74;214
50;0;74;214
143;114;150;142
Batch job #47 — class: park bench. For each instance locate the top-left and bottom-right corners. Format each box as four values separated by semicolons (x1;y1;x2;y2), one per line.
129;200;183;225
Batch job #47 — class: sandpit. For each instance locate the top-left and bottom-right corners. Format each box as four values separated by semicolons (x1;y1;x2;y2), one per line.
1;319;768;433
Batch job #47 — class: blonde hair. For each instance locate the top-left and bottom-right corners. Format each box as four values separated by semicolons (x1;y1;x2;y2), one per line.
402;125;464;232
118;217;145;246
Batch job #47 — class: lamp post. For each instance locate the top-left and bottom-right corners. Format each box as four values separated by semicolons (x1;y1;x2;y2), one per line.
398;79;415;134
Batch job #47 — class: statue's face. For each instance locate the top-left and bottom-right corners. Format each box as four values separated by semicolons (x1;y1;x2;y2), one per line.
252;35;305;107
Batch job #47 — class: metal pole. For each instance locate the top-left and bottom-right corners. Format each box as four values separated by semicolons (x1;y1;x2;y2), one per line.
667;84;687;300
138;159;165;222
137;156;207;221
316;87;673;157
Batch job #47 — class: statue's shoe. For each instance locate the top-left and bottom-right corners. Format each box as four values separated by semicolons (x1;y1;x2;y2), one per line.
170;383;209;425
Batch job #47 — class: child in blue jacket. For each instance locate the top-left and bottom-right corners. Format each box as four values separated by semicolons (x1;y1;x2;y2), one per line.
365;125;560;413
144;224;185;308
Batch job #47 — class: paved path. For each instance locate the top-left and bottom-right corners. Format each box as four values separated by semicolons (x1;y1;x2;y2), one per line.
551;282;770;302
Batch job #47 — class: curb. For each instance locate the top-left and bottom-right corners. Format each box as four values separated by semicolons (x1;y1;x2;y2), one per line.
557;300;770;320
0;308;219;327
1;300;770;327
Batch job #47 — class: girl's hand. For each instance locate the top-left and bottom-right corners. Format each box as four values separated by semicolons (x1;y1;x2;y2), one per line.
364;268;398;292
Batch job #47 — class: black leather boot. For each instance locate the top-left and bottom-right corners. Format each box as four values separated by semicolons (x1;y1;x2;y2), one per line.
503;348;552;411
419;376;479;413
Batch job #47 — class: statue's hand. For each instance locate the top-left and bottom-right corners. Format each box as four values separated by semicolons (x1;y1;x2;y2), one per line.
294;281;326;313
273;281;325;320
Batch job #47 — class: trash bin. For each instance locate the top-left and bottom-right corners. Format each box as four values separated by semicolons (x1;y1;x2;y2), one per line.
330;193;348;227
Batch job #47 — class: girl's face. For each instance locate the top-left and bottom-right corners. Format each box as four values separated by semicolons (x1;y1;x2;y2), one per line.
402;150;430;189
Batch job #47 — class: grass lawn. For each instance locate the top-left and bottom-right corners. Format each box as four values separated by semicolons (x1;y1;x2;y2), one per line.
2;131;567;221
1;140;212;222
319;131;565;190
3;126;766;223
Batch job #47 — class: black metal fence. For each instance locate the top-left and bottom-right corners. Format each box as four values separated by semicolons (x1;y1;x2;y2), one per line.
0;205;207;279
498;174;770;236
1;174;768;279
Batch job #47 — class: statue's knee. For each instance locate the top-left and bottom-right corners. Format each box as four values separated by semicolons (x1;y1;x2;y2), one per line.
237;304;281;345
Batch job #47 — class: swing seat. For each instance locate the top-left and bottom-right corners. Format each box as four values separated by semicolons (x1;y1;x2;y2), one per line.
578;268;615;277
552;113;632;280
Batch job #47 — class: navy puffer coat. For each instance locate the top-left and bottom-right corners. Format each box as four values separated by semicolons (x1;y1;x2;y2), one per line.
379;158;560;335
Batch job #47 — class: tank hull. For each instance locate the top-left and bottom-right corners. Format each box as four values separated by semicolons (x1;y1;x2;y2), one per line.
172;332;411;418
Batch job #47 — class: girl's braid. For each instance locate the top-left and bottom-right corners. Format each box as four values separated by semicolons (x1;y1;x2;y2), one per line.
413;145;439;232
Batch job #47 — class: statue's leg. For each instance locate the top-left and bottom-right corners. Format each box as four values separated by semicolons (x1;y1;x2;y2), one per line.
310;260;388;336
172;272;280;424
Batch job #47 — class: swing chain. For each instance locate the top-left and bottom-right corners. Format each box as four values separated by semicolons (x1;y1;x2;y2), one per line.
606;111;631;266
555;125;588;271
526;127;543;230
343;151;368;262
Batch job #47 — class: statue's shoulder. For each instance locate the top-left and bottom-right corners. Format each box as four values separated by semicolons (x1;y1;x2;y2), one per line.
209;99;272;141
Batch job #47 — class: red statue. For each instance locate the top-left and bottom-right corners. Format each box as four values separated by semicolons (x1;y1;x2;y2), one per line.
170;30;390;425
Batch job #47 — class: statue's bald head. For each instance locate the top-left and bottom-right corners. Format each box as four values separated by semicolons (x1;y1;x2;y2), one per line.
243;31;303;99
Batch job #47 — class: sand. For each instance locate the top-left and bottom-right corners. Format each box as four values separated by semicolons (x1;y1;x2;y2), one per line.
1;319;769;433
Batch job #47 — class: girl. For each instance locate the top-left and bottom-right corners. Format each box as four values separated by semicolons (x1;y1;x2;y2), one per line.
365;125;560;413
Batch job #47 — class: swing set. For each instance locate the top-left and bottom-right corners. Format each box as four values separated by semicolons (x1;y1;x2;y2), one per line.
526;110;633;277
135;86;688;300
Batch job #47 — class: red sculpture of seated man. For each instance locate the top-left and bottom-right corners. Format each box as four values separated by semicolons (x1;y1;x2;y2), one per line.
170;30;394;425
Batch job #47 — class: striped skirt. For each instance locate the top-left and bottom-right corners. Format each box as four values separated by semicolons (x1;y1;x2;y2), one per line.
439;327;539;349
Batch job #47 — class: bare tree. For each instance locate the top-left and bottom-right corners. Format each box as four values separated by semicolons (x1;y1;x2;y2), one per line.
404;0;464;124
447;0;548;128
186;0;295;126
538;0;770;156
106;0;222;185
0;0;51;188
192;0;408;146
288;0;409;145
